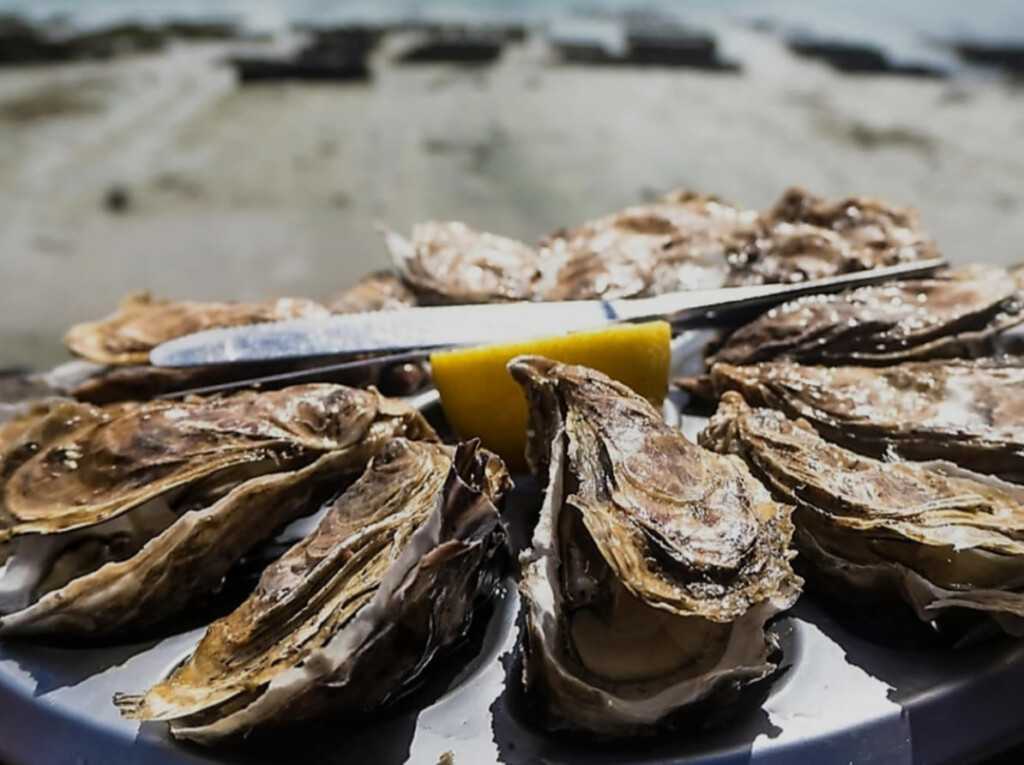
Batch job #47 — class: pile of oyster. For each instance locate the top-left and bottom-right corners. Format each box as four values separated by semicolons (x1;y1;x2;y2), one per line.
7;184;1024;748
0;385;436;637
0;380;515;740
679;255;1024;641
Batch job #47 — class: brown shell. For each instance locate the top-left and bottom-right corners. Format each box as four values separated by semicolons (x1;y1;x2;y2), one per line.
0;450;355;637
509;356;800;734
700;393;1024;633
384;223;543;304
3;384;435;537
325;271;418;313
723;187;939;286
117;439;510;741
703;358;1024;476
510;356;799;621
711;265;1024;366
64;292;329;365
539;191;745;301
1;399;108;531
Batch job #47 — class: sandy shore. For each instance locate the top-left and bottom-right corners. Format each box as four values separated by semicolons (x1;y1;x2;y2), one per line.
1;27;1023;367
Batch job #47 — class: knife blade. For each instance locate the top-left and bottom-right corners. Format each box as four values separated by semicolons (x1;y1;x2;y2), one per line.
150;258;945;367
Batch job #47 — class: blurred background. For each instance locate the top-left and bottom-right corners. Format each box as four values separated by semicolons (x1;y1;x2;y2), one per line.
0;0;1023;368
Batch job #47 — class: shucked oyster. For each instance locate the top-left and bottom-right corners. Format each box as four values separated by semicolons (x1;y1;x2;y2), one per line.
116;438;510;743
383;221;543;304
0;384;434;637
65;292;329;366
701;393;1024;635
710;265;1024;367
508;357;800;735
702;358;1024;476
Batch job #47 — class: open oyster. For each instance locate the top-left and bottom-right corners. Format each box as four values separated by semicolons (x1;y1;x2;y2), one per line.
701;393;1024;635
116;438;510;743
508;357;800;735
65;292;329;366
0;384;434;637
709;265;1024;367
701;358;1024;476
383;221;543;304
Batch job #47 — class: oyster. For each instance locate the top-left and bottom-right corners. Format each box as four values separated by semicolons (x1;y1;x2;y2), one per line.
701;358;1024;476
710;265;1024;366
0;384;435;637
116;438;510;743
60;277;424;405
379;187;936;305
539;191;747;300
65;292;328;366
701;393;1024;635
508;357;800;735
325;270;418;313
723;187;938;286
383;222;543;304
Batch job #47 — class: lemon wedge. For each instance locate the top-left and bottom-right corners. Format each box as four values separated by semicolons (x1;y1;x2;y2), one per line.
430;321;671;470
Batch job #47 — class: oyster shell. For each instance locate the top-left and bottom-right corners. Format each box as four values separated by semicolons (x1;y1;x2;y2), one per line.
723;187;938;286
325;270;418;314
54;275;424;406
383;222;543;304
710;265;1024;366
702;358;1024;475
116;438;510;743
700;393;1024;635
379;187;935;305
0;384;435;637
65;292;329;366
539;191;747;300
508;356;800;735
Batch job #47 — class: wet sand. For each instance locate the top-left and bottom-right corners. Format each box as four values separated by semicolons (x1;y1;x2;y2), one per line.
1;29;1024;367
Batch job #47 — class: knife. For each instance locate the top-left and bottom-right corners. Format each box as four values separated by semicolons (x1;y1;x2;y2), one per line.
150;258;945;367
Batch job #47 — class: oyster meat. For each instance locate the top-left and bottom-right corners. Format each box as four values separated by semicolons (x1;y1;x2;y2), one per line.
701;393;1024;635
65;292;329;366
384;221;543;304
116;438;510;743
508;357;800;735
701;358;1024;476
710;265;1024;366
0;384;434;637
